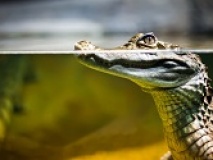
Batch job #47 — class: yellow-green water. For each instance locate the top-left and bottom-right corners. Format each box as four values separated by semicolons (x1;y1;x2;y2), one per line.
0;55;165;160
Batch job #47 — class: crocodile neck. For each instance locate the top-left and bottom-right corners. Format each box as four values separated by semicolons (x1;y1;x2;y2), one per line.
149;70;213;159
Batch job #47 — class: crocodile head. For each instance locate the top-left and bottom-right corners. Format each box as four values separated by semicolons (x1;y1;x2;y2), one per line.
74;32;203;90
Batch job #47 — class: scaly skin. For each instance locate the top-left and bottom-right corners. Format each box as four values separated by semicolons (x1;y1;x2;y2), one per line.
0;55;31;149
74;32;213;160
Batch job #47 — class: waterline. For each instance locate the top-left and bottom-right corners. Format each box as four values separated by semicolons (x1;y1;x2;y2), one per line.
0;49;213;55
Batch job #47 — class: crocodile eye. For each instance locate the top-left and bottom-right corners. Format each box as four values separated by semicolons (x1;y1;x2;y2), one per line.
143;34;156;45
136;33;157;46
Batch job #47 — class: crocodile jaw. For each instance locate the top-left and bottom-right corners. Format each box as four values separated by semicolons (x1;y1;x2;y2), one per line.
77;51;197;90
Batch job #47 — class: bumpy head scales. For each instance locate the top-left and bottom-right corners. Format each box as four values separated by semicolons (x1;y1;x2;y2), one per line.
75;32;179;50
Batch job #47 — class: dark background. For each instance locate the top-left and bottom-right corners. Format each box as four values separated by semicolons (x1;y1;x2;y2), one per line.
0;0;213;50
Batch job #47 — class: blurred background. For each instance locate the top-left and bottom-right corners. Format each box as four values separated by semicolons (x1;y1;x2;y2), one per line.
0;0;213;160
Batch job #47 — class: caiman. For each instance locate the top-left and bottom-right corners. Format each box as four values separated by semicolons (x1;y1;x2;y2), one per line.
74;32;213;160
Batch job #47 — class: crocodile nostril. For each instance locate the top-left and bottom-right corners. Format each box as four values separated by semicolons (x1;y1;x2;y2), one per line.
74;43;82;50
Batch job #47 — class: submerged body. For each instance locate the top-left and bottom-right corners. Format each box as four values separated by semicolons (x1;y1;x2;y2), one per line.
75;33;213;160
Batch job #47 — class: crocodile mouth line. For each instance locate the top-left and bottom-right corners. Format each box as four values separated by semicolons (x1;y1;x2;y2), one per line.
78;54;167;69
